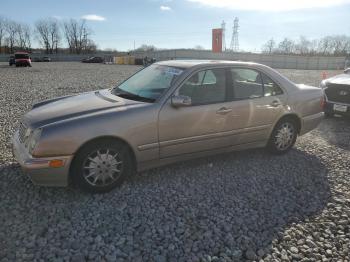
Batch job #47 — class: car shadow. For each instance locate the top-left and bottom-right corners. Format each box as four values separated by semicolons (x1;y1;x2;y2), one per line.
0;148;331;261
316;116;350;151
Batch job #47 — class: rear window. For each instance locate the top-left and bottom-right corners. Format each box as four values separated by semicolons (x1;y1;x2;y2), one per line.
15;54;29;59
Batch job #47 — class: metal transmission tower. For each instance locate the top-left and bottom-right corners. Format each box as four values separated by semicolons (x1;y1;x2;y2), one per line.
221;20;226;51
230;17;239;52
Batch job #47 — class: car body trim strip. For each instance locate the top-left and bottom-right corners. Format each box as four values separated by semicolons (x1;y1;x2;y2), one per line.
159;124;270;148
137;142;159;151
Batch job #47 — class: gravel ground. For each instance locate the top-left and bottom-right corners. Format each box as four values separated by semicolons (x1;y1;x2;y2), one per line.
0;62;349;261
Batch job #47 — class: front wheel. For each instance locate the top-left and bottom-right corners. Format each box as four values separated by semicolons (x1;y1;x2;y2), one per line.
267;119;298;154
71;139;132;193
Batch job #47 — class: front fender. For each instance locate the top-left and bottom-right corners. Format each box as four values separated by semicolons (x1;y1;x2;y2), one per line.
32;104;160;163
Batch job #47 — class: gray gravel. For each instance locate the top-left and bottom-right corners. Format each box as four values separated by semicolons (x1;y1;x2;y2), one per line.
0;62;349;261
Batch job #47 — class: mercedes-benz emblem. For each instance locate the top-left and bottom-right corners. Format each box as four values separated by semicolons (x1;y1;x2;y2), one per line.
339;90;348;96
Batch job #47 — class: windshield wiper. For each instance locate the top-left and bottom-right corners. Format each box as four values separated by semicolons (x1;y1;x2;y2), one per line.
112;88;155;103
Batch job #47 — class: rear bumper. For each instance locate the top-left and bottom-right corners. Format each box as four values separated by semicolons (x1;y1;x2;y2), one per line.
300;112;324;135
12;131;72;187
324;101;350;116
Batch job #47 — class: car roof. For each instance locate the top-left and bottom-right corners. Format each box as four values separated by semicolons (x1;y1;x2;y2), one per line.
155;59;261;69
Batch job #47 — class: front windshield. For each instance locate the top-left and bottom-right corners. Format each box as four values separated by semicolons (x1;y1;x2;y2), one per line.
113;64;184;102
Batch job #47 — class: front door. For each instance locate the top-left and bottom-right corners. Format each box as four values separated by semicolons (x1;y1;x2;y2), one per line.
158;68;232;158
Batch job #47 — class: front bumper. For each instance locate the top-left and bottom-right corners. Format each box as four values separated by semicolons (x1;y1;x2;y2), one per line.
324;101;350;116
12;131;73;187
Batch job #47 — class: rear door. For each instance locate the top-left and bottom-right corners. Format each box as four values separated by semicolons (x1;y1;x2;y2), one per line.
222;68;284;145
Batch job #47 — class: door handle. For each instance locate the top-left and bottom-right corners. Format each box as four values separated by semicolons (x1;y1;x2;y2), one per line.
270;100;281;107
216;107;232;115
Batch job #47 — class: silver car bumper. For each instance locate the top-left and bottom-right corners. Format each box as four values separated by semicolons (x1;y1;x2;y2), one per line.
12;131;73;187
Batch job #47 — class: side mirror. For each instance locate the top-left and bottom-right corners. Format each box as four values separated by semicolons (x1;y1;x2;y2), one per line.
171;95;192;107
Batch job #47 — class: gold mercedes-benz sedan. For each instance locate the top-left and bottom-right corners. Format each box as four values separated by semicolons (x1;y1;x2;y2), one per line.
13;60;324;193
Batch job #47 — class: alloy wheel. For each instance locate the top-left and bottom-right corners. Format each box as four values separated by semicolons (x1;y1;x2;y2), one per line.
274;122;295;151
82;148;123;187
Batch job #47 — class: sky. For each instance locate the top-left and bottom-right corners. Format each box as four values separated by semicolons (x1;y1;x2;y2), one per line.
1;0;350;52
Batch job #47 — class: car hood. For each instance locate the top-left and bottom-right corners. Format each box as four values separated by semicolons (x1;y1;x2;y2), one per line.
326;74;350;85
23;89;144;128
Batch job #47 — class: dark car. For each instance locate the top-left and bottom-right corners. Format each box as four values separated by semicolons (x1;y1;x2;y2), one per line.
82;56;104;63
9;56;15;66
321;68;350;117
15;52;32;67
33;57;42;62
42;57;51;62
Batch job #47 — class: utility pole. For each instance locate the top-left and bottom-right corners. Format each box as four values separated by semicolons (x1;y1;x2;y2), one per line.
221;20;226;51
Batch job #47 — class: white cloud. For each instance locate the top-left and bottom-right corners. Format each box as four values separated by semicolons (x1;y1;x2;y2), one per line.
160;5;172;11
81;14;106;21
187;0;350;11
52;15;62;20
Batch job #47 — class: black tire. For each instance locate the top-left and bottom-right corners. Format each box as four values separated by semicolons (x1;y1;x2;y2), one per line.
71;139;132;193
267;118;298;154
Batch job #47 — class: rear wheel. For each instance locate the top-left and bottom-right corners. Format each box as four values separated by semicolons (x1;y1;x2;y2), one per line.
267;119;298;154
71;139;132;193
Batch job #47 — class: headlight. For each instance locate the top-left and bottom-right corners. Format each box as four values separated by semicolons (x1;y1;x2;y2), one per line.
24;128;31;138
28;128;42;154
23;128;32;148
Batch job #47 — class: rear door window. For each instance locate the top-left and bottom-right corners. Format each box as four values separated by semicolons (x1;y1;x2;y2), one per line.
261;73;283;96
231;68;264;99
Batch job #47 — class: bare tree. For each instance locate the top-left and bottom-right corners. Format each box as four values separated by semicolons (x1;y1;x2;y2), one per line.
332;35;350;55
5;20;18;53
35;18;60;54
319;36;334;55
83;39;97;53
261;38;275;54
0;16;6;53
295;36;310;55
277;38;295;54
264;35;350;56
16;23;31;51
63;19;94;54
135;44;157;52
308;39;319;55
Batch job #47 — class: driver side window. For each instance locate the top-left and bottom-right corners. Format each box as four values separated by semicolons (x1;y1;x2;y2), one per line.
179;68;226;105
